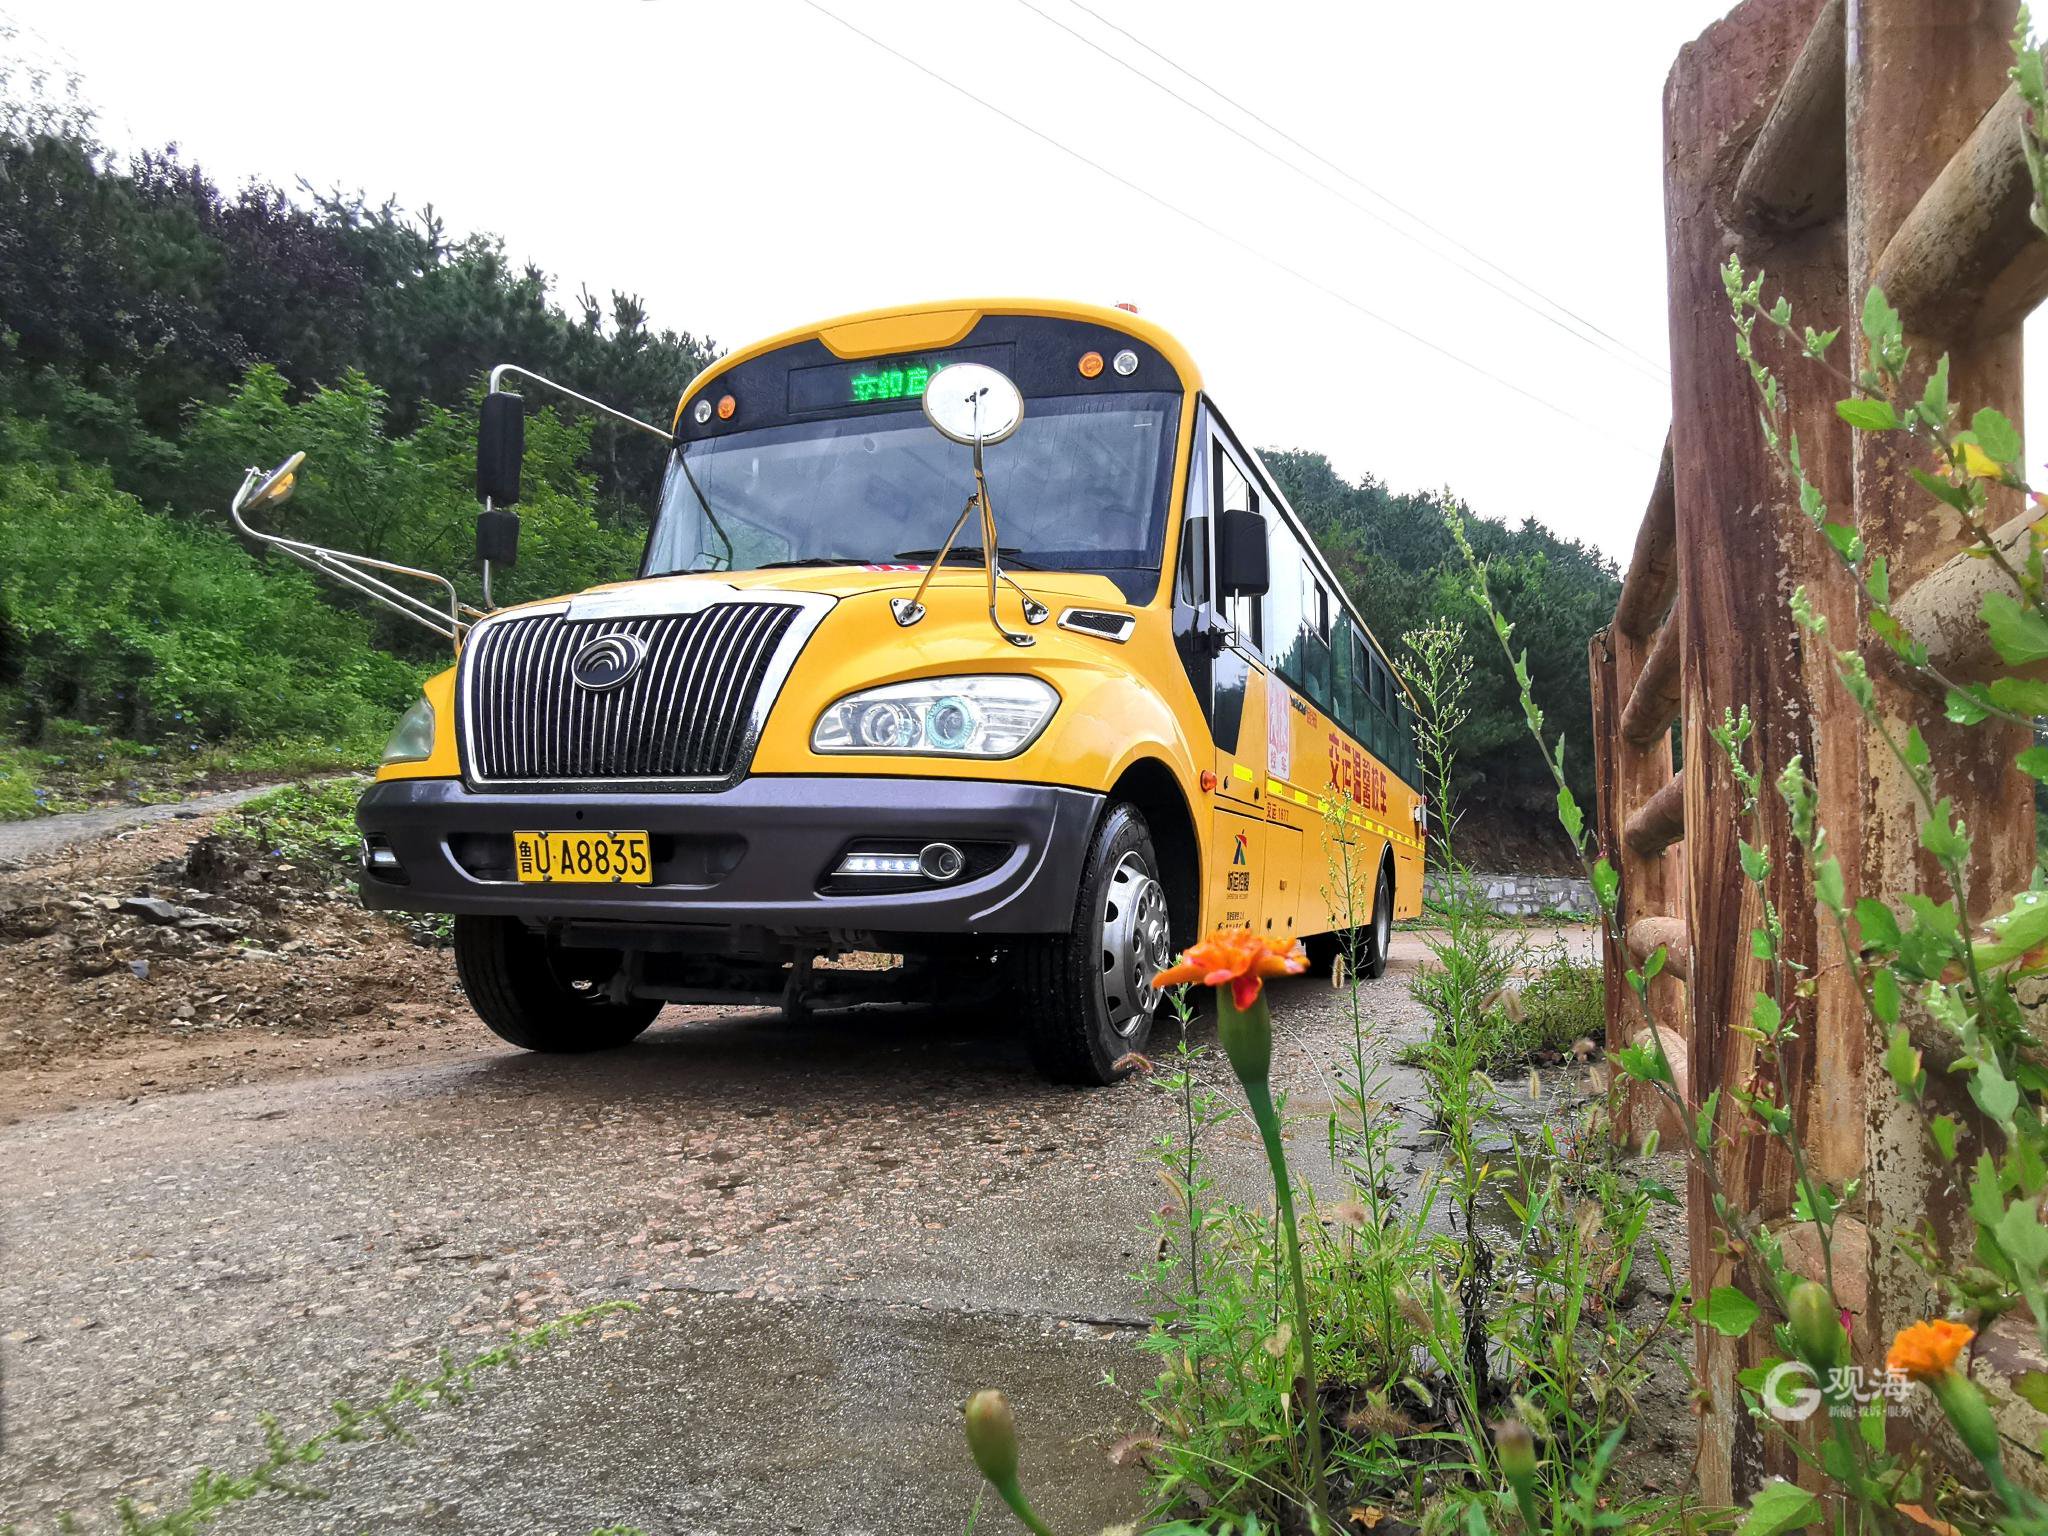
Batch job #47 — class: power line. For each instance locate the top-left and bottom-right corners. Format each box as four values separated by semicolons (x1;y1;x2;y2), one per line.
1015;0;1662;382
795;0;1644;448
1059;0;1669;378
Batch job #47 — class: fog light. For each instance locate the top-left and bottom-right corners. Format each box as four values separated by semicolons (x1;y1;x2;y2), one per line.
918;842;965;880
833;851;924;877
360;838;403;875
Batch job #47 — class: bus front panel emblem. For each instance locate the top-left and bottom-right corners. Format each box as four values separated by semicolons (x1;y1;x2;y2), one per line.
569;633;647;692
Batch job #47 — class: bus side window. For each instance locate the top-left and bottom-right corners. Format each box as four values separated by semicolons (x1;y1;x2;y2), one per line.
1179;515;1210;605
1215;443;1262;649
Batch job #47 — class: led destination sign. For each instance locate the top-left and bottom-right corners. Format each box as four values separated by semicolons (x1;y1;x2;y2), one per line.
785;343;1016;414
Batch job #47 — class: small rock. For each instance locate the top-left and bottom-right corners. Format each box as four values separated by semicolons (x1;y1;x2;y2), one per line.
128;959;150;980
121;896;195;925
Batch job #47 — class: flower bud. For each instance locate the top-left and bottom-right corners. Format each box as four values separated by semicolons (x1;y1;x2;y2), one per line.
963;1390;1019;1487
1495;1418;1537;1488
1786;1278;1846;1372
1931;1370;2005;1470
1216;989;1273;1091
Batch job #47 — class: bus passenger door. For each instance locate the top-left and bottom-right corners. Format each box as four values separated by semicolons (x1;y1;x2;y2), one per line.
1182;425;1272;932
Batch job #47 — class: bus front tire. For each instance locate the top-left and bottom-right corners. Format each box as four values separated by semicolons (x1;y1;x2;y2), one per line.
1013;802;1173;1086
453;914;662;1053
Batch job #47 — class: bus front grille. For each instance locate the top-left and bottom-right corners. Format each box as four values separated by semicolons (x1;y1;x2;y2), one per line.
460;602;803;785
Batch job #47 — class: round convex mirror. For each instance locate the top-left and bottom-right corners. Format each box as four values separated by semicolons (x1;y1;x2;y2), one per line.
249;450;306;510
921;363;1025;447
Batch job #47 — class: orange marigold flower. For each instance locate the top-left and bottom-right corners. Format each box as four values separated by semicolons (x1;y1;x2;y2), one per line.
1153;928;1308;1011
1886;1318;1975;1381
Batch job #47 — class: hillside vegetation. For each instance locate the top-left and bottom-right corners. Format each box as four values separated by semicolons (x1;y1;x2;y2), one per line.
0;79;1615;827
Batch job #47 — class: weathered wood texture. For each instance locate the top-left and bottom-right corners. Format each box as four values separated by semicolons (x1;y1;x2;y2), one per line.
1846;0;2031;1448
1626;914;1692;981
1619;615;1683;747
1664;0;1841;1499
1874;85;2048;342
1615;437;1679;638
1735;0;1847;235
1623;769;1686;857
1605;0;2045;1500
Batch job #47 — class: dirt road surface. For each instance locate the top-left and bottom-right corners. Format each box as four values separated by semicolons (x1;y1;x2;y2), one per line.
0;784;299;870
0;804;1620;1533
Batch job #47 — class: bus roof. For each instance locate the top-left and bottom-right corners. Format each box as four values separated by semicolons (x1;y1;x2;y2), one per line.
672;297;1204;430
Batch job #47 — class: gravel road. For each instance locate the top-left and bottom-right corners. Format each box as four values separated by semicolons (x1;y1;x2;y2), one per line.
0;930;1605;1535
0;784;304;869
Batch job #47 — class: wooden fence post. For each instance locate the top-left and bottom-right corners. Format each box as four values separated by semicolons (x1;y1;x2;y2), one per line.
1844;0;2032;1429
1665;0;1844;1499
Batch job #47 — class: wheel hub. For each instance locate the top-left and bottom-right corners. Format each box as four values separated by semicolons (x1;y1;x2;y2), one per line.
1101;851;1171;1038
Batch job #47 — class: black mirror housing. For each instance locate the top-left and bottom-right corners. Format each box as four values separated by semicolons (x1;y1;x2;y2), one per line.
476;508;521;568
477;392;525;507
1217;507;1269;597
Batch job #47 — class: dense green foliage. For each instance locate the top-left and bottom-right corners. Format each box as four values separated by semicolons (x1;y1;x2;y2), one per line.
1265;450;1619;803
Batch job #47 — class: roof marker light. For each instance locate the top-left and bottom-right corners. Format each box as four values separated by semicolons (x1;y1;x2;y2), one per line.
1077;350;1104;379
717;394;737;420
1112;348;1139;376
692;398;713;424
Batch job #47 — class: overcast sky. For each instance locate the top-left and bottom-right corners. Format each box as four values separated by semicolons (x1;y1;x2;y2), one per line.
6;1;1966;560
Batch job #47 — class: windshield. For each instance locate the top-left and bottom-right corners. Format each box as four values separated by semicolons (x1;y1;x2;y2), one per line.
643;392;1181;580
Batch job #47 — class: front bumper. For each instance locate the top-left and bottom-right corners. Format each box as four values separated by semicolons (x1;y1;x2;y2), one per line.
354;776;1103;937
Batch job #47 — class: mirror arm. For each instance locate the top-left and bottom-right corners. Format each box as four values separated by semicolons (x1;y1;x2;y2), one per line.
487;363;675;444
230;468;467;650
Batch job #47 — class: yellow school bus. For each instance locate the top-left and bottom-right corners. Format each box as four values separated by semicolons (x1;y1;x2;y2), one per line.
341;298;1424;1083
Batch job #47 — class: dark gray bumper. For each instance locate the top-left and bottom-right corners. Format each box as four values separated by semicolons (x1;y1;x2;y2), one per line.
354;776;1103;936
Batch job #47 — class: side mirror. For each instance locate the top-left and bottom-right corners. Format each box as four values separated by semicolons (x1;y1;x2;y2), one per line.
244;451;306;514
1217;507;1270;597
477;392;525;507
476;509;520;568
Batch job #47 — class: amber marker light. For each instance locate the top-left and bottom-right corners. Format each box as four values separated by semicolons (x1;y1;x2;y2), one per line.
1200;769;1219;792
1077;350;1104;378
717;394;737;420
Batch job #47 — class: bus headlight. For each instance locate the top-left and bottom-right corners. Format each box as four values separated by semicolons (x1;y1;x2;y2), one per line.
381;695;436;765
812;676;1059;758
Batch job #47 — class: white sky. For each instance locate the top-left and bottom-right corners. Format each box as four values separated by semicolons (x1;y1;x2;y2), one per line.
16;0;2025;562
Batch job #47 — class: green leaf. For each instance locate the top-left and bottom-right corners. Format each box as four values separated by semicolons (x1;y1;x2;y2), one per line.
1556;784;1584;843
1972;1051;2021;1126
1751;993;1783;1038
1974;406;2023;465
1983;591;2048;666
1815;855;1845;910
1739;839;1769;882
1947;687;1993;726
1694;1089;1721;1155
1835;397;1898;431
1911;466;1975;513
1989;675;2048;715
1697;1285;1761;1339
2018;745;2048;782
2012;1372;2048;1415
1822;522;1865;564
1592;858;1619;913
1855;899;1901;952
1884;1025;1923;1098
1870;966;1901;1025
1919;352;1950;425
1931;1114;1960;1162
1736;1479;1821;1536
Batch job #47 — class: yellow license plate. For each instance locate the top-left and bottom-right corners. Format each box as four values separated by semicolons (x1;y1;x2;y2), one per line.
512;830;652;884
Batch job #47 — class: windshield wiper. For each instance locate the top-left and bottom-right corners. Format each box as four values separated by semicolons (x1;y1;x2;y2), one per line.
753;557;864;569
895;546;1047;572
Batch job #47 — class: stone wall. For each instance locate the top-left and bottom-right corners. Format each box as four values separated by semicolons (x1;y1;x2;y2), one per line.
1423;870;1596;919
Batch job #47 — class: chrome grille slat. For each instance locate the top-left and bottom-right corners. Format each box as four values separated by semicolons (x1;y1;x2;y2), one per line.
460;601;804;784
